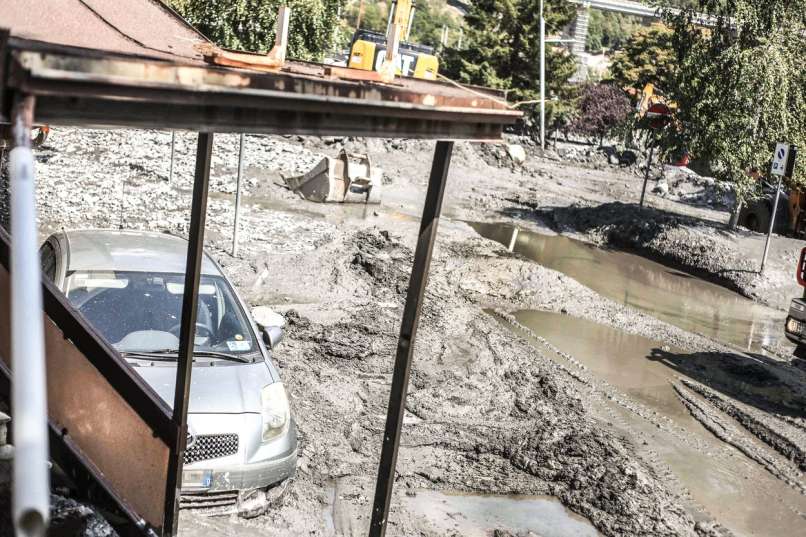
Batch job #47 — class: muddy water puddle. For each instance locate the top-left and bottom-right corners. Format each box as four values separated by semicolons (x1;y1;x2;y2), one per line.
323;483;601;537
471;222;786;354
507;310;806;537
401;490;601;537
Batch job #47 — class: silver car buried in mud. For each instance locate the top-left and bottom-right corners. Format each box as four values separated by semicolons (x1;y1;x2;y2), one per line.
39;230;297;512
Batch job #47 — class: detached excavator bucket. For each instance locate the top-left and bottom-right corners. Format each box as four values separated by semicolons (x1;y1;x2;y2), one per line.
284;150;382;204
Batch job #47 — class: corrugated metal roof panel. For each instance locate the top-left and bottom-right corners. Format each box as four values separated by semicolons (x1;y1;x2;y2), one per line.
0;0;206;60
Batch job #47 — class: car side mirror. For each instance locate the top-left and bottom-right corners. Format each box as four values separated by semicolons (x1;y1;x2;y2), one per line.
252;306;286;350
252;306;286;329
263;326;284;350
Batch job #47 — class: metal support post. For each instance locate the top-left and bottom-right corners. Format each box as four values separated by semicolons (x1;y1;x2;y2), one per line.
539;1;546;150
232;133;245;257
369;141;454;537
760;175;783;273
507;227;519;252
163;132;213;536
168;131;176;183
639;146;655;208
9;94;50;537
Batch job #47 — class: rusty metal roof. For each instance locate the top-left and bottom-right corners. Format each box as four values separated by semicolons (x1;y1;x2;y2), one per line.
0;0;207;61
0;0;520;139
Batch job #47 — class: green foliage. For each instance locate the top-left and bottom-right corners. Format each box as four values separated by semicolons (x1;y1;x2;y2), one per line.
408;0;462;49
663;1;806;198
586;12;640;54
608;24;676;93
168;0;344;61
440;0;578;134
342;0;388;33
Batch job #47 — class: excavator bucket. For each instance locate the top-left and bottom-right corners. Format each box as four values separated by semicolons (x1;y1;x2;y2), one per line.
284;149;382;204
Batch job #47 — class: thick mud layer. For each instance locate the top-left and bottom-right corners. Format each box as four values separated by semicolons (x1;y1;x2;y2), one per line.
5;128;806;536
471;221;788;355
501;310;806;537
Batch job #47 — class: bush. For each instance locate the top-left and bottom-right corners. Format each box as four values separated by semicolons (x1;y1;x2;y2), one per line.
569;83;633;146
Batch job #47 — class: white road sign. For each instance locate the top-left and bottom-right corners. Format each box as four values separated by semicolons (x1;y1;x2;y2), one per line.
771;142;790;176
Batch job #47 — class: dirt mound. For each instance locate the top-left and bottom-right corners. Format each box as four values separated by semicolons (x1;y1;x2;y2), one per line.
349;228;413;297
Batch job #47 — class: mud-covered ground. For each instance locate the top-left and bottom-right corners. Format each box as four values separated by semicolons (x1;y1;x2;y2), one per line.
2;128;805;536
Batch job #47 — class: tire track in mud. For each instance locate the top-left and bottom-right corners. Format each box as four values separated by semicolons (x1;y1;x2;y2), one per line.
673;383;806;496
493;309;806;537
490;311;732;537
678;379;806;474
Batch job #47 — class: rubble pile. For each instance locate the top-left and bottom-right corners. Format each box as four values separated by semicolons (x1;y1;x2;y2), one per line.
654;166;735;210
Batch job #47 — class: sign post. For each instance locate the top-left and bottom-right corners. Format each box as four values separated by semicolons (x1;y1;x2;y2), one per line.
761;143;798;273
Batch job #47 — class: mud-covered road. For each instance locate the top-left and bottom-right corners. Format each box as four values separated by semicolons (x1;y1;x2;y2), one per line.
13;129;806;536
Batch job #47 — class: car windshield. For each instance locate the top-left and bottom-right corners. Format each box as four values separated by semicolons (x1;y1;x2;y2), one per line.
65;270;258;357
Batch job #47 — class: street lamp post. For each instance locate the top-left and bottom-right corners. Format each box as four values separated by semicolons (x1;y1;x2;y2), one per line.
539;0;545;149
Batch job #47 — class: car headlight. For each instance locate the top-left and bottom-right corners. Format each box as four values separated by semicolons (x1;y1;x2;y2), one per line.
261;382;290;443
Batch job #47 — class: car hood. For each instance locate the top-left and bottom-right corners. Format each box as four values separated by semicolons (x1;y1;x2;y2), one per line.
134;361;271;414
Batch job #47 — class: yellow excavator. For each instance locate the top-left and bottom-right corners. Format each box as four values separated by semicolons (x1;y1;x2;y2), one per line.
348;0;438;80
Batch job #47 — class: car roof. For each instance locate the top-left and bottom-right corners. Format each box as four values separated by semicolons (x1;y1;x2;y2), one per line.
50;229;222;276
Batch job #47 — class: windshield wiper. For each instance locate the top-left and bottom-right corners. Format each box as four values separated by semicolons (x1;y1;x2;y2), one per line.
121;350;178;361
120;349;250;364
192;350;252;364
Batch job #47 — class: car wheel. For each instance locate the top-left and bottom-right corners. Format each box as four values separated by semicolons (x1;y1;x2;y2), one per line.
793;345;806;360
740;203;770;233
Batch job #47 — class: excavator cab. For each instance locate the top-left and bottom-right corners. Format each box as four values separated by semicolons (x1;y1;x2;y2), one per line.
348;0;438;80
348;29;437;79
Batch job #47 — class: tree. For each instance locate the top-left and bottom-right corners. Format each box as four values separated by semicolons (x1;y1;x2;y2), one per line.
662;1;806;206
569;83;632;146
169;0;344;61
408;0;462;49
440;0;578;136
608;24;676;93
586;12;640;55
342;0;388;34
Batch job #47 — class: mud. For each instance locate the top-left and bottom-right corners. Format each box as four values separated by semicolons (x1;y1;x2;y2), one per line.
470;221;788;355
1;127;805;536
502;310;806;537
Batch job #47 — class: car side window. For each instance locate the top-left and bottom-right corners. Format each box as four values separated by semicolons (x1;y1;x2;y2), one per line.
39;242;57;282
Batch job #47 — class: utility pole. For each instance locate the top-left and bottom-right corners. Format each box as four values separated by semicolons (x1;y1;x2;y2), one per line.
539;0;545;149
538;5;576;150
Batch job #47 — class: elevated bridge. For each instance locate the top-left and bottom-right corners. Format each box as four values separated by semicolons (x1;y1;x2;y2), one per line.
566;0;671;57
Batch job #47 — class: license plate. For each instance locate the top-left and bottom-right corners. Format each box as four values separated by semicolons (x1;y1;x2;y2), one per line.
182;469;212;489
787;318;801;334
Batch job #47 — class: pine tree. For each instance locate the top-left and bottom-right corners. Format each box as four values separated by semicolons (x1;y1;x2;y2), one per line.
440;0;578;135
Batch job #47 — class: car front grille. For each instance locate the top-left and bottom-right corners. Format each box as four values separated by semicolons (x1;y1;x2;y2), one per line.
184;434;239;465
180;490;239;514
